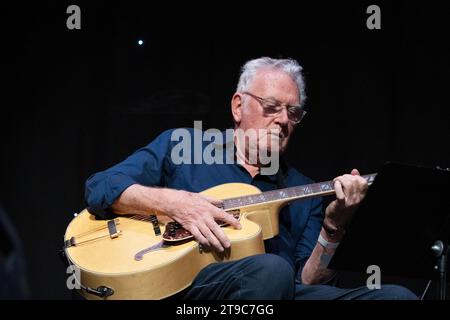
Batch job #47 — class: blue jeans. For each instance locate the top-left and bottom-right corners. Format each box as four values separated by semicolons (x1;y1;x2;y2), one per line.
182;254;418;300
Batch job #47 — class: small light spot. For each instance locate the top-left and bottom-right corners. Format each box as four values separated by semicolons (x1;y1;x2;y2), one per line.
138;40;144;46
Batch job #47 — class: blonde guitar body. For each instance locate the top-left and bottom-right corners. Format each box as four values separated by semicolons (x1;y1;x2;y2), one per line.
64;183;285;300
64;172;375;299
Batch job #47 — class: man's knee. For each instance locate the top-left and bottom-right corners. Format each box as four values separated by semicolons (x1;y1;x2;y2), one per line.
242;254;295;299
248;254;294;277
378;285;418;300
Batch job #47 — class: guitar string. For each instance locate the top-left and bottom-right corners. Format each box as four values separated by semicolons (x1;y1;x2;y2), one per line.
68;175;375;243
69;210;240;241
69;186;315;239
70;175;375;239
69;184;317;240
72;177;342;238
70;215;156;239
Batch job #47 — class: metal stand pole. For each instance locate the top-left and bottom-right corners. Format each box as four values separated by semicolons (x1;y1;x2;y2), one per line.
431;240;448;300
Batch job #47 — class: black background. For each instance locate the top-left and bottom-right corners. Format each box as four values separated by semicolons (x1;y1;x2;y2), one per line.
1;1;449;299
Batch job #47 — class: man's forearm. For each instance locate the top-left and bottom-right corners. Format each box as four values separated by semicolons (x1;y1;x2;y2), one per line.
301;228;344;285
111;184;174;216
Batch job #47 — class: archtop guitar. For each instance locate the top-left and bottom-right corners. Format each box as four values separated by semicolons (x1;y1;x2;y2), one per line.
63;174;376;299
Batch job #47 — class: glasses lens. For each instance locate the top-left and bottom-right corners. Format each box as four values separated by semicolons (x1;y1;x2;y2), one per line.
244;92;306;124
289;108;305;123
262;103;280;115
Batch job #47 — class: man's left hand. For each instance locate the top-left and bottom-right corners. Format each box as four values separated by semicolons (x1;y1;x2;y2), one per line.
324;168;368;230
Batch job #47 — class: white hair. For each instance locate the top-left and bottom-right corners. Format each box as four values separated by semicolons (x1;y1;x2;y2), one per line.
236;57;307;107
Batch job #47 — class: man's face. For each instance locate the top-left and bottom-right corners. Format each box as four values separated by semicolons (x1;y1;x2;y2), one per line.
232;69;300;155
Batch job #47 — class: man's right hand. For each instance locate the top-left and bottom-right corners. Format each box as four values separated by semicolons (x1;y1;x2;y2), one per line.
160;189;241;252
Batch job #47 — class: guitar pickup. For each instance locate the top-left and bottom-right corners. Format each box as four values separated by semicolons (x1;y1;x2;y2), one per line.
149;215;161;236
108;219;121;238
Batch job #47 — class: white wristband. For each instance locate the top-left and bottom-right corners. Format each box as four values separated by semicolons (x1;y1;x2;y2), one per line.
318;233;340;249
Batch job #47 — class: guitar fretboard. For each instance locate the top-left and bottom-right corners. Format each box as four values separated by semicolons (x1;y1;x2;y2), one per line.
223;174;377;210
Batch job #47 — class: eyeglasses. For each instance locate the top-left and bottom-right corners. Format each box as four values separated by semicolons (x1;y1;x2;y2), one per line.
241;92;307;124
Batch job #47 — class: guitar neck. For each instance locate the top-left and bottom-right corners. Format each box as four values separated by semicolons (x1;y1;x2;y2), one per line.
223;173;377;211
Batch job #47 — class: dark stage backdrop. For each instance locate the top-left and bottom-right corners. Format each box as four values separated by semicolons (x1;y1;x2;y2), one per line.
1;1;449;299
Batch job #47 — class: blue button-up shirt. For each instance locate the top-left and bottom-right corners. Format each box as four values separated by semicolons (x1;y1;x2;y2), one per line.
85;128;324;280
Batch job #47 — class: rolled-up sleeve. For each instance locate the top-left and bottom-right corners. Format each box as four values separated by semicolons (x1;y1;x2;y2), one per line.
85;129;175;215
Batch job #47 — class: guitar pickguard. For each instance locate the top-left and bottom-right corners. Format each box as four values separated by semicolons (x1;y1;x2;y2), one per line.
162;210;241;242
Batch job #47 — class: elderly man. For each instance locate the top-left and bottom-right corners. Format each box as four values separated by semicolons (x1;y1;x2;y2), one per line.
85;57;417;300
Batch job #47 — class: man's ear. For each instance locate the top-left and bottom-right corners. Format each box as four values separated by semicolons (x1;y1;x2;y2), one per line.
231;93;243;124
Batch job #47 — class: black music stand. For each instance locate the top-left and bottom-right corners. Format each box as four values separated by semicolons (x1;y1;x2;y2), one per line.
328;162;450;299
